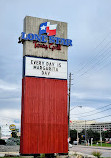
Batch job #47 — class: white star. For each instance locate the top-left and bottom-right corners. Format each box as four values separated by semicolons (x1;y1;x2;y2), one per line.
41;25;46;30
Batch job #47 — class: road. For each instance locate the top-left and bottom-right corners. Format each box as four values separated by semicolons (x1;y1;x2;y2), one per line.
70;145;111;157
0;145;111;157
0;145;19;152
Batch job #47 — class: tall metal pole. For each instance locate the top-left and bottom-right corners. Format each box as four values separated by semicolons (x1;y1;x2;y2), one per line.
68;73;71;139
85;120;87;145
100;125;102;146
77;130;78;145
0;127;1;139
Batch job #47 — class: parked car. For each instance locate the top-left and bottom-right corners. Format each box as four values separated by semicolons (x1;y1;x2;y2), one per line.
69;143;73;148
73;141;78;145
106;141;111;144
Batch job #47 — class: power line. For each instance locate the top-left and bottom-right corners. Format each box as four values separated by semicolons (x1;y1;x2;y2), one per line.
74;31;111;73
76;32;111;75
71;35;111;84
77;107;111;118
71;51;111;87
90;114;111;121
70;103;111;115
77;46;111;78
94;56;111;73
70;114;111;124
70;105;82;111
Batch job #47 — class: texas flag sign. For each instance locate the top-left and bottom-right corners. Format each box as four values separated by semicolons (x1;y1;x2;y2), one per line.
39;22;57;36
103;128;107;131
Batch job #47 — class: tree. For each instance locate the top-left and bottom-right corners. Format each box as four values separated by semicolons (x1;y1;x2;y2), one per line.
86;129;100;143
70;129;77;144
79;129;85;141
102;130;111;141
79;129;100;143
11;129;19;138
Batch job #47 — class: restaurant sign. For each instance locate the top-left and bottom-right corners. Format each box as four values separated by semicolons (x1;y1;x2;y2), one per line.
18;22;72;50
23;56;67;79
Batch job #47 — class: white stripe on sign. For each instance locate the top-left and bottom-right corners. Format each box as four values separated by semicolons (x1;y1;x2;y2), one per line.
24;56;67;79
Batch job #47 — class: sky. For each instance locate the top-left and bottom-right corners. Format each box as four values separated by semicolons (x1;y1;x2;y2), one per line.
0;0;111;130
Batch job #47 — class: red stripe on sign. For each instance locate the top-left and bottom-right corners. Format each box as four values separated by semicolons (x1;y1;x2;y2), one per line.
20;77;68;154
46;26;56;36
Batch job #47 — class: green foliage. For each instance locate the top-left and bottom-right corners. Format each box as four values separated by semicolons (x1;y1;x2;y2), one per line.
10;128;19;138
92;143;111;147
6;137;20;146
70;129;77;143
40;154;45;157
92;151;102;158
0;139;6;145
79;128;100;142
11;129;19;138
0;157;19;158
101;130;111;141
11;131;18;138
87;129;100;141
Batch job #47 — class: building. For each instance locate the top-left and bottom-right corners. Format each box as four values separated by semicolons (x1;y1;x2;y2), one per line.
0;125;11;139
0;127;1;139
70;120;111;133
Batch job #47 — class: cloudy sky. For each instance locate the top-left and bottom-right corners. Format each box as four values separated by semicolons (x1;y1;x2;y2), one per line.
0;0;111;129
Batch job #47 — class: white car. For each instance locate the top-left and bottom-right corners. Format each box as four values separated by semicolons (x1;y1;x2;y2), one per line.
69;143;73;148
73;141;78;145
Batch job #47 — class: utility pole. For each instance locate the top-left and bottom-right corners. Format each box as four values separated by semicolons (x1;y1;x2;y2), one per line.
85;120;87;145
100;125;102;146
68;73;72;139
0;127;1;139
77;130;79;145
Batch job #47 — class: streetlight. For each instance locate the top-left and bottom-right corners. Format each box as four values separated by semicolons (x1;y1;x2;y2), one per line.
69;105;82;145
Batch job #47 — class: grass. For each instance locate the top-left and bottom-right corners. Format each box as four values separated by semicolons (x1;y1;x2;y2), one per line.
92;143;111;147
92;151;102;158
0;154;45;158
